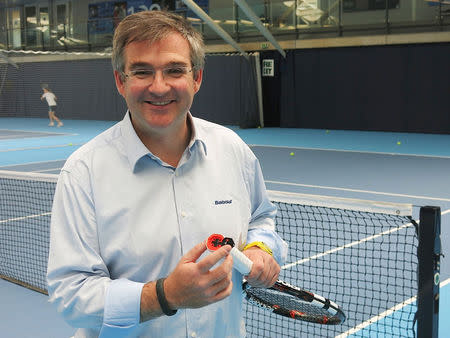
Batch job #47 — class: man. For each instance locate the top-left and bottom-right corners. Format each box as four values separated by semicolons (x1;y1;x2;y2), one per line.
47;11;287;337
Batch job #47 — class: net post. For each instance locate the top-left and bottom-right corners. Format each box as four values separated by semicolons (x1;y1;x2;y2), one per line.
417;206;441;338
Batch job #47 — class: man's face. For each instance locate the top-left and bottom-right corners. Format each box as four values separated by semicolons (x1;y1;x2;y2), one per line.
114;32;202;138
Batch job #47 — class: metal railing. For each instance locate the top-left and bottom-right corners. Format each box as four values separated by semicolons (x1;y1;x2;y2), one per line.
0;0;448;52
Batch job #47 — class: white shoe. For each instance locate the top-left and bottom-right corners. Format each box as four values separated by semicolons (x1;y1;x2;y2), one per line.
49;122;54;126
57;122;63;127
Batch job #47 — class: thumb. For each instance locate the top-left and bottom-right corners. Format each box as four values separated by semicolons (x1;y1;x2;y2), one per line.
182;240;208;264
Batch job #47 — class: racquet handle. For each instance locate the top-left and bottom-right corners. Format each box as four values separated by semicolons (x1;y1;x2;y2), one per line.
230;247;253;275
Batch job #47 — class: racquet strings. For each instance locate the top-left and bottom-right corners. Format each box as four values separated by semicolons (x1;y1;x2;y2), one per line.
246;287;334;317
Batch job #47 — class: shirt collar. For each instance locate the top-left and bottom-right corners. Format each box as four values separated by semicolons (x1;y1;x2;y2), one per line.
186;112;208;156
120;111;208;172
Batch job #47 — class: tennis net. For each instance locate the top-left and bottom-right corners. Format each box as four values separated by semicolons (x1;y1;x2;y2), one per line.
0;170;440;337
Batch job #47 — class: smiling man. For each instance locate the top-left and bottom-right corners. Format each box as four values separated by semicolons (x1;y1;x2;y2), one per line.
47;11;287;338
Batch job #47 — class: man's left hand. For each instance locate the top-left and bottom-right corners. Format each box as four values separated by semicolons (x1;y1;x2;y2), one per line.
243;247;280;288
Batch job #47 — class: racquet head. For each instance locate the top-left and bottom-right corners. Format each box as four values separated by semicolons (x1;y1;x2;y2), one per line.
243;280;346;325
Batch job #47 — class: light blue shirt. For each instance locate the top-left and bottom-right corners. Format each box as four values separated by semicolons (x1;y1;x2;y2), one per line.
47;112;288;338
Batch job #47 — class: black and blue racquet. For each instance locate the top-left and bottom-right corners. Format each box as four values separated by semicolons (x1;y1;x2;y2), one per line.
207;234;346;325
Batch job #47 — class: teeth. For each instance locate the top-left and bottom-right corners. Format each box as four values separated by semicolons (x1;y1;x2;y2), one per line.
149;101;171;106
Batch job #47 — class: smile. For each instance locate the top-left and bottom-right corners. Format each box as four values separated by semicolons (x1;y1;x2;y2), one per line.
146;100;173;106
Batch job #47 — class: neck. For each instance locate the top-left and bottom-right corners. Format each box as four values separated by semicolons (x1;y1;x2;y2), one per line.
135;115;192;167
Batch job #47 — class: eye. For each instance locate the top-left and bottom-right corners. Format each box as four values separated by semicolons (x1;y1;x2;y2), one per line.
165;67;187;77
131;69;154;78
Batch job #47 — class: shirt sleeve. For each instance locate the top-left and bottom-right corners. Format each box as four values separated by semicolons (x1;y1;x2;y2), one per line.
245;150;288;266
99;279;144;337
47;169;144;333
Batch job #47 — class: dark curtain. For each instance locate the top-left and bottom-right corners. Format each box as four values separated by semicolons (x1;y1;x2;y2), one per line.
277;43;450;134
1;54;259;127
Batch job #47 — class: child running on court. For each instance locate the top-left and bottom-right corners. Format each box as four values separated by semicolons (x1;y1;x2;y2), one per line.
41;85;63;127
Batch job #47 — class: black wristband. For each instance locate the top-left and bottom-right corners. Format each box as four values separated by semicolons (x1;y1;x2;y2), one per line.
156;278;177;316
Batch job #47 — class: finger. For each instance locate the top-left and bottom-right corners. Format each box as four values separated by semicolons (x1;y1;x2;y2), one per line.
269;270;279;287
182;241;208;264
257;259;280;287
208;252;233;284
209;276;233;302
197;245;231;273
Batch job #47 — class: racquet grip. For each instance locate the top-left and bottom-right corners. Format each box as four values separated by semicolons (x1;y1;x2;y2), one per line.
230;247;253;275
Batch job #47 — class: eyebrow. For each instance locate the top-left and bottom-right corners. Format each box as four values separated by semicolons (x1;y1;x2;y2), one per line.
128;61;190;70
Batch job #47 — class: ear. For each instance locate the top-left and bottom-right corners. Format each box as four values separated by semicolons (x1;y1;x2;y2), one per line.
114;70;126;97
193;68;203;94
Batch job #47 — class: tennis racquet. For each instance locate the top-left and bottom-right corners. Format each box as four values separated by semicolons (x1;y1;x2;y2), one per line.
207;234;346;325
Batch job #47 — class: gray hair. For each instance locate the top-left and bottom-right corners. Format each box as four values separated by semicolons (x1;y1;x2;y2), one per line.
112;11;205;77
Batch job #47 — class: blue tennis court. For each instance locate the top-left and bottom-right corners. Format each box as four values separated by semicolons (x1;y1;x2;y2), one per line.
1;118;449;337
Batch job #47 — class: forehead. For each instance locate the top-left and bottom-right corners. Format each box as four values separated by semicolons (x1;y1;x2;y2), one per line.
123;32;191;68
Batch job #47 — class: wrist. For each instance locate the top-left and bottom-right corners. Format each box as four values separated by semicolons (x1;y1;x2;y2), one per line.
156;278;177;316
243;241;273;256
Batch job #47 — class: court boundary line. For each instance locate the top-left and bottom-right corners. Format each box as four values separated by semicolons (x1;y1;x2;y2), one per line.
281;209;449;270
0;212;51;224
35;168;62;174
335;296;417;338
332;210;449;337
0;158;66;169
250;144;450;159
282;220;414;270
0;128;73;135
0;143;82;152
336;277;450;337
266;180;450;202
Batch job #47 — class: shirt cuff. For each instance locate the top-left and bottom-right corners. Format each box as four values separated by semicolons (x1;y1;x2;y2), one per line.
246;228;288;266
99;279;145;338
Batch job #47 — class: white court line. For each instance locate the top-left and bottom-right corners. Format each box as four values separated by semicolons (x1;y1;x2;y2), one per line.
282;221;414;270
0;158;66;168
266;180;450;202
35;168;61;173
0;128;72;135
0;212;51;224
336;277;450;338
335;296;417;338
0;143;82;152
250;144;450;159
0;134;34;139
281;209;449;270
328;209;450;337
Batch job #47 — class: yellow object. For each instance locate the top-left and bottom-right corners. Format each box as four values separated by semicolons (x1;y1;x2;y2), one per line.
397;141;401;145
290;152;295;156
243;241;273;256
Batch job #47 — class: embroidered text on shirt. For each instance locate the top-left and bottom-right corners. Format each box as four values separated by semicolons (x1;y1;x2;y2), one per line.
215;200;232;205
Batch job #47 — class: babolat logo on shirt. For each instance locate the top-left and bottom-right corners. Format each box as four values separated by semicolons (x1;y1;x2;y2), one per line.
215;200;232;205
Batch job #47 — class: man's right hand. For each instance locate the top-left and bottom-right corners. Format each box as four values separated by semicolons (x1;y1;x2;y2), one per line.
164;241;234;309
139;240;234;322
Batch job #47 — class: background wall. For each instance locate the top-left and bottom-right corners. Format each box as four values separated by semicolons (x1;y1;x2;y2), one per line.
2;42;449;134
261;42;450;134
0;54;260;128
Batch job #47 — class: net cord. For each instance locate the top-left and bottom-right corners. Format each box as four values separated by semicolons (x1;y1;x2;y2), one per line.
268;189;413;216
0;170;59;183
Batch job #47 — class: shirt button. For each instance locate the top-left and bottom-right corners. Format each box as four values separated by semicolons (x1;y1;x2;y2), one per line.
181;211;187;218
190;333;197;338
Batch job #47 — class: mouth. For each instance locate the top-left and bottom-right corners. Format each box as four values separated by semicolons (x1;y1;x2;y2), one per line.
145;100;174;106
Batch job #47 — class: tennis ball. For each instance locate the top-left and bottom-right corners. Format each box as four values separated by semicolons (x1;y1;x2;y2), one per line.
290;152;295;156
397;141;401;145
326;130;330;134
68;143;73;146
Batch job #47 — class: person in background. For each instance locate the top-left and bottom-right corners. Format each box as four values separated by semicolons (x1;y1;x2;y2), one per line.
41;85;63;127
47;10;287;337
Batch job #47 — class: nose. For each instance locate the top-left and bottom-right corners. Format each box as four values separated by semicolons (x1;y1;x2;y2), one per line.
148;70;170;95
